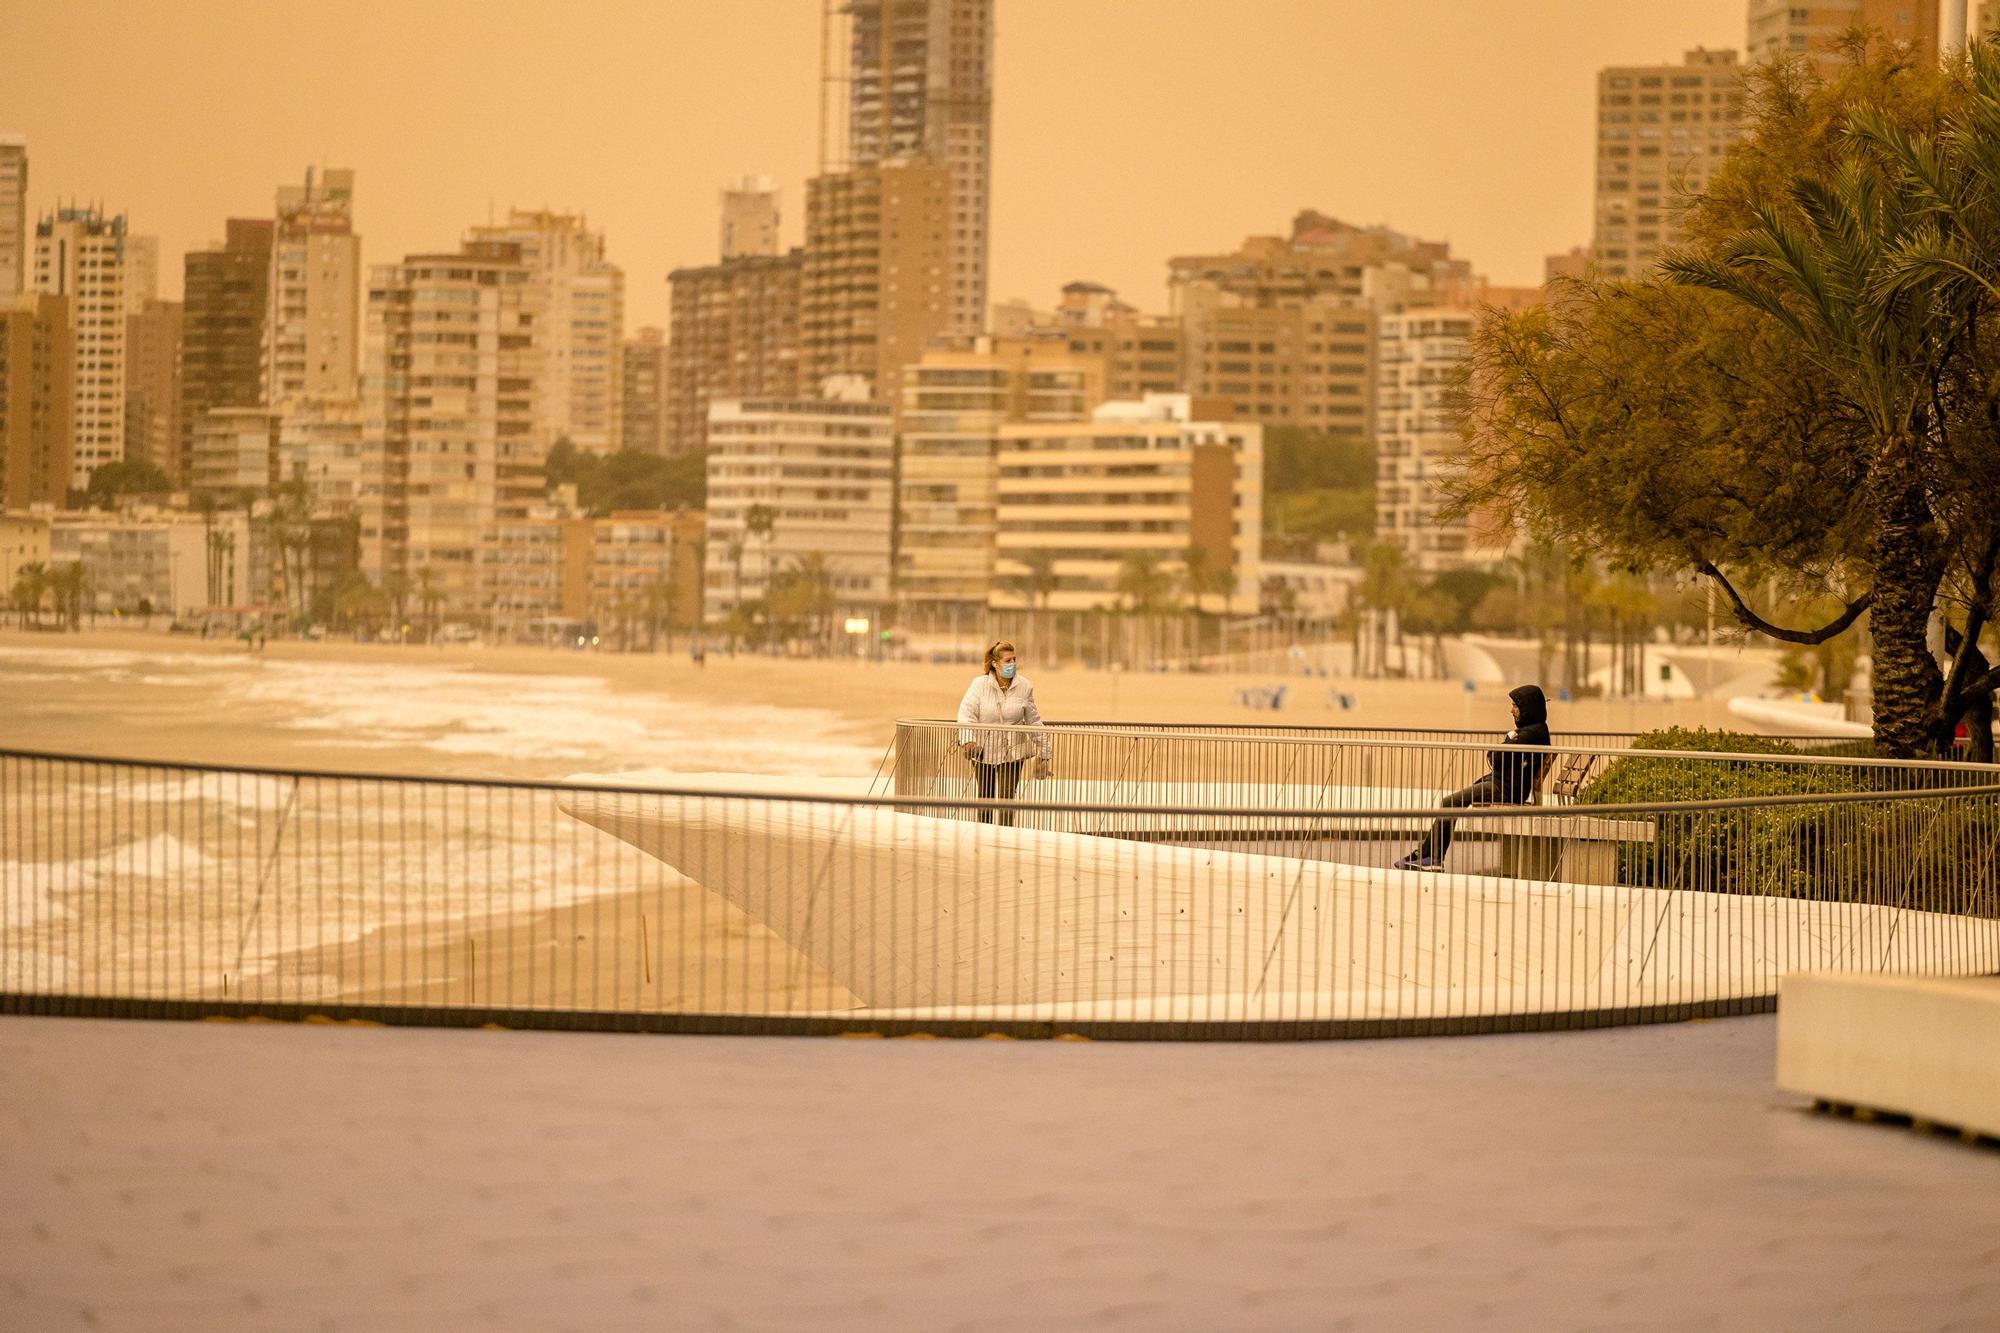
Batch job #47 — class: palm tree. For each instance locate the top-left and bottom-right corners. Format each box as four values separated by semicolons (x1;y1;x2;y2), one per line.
193;492;220;610
1663;137;1954;753
334;573;385;637
724;539;746;650
1013;549;1060;612
48;561;89;632
9;562;48;629
641;573;677;652
414;565;443;645
269;480;317;632
744;503;776;595
1357;543;1409;678
381;570;411;642
1115;551;1171;614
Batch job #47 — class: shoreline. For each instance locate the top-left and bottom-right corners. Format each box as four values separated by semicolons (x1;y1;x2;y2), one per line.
0;628;1780;780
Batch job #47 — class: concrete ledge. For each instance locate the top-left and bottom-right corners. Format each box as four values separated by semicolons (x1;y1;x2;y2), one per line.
1777;972;2000;1140
1484;815;1655;844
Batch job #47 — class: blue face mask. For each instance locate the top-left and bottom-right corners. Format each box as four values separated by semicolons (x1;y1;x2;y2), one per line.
1000;662;1016;681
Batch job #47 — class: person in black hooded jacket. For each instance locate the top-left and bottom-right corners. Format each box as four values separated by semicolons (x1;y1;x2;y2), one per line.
1393;684;1552;871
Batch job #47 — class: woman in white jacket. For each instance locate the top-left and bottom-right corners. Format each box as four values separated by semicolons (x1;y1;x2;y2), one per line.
956;639;1053;825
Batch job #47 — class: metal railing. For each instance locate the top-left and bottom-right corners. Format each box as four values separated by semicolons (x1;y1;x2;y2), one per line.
4;742;1997;1039
890;720;1971;838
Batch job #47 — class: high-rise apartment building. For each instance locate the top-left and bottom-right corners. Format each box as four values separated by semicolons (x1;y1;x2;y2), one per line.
189;407;278;501
800;160;952;397
1592;49;1746;280
124;298;181;480
666;248;803;455
720;177;781;260
276;396;364;515
1167;214;1478;439
0;292;73;507
0;137;25;296
360;239;547;618
829;0;994;338
180;219;274;489
269;167;362;404
1748;0;1940;66
464;209;624;454
124;235;159;315
620;326;668;455
993;394;1263;612
896;334;1103;610
997;284;1187;401
1375;310;1506;574
33;207;132;489
703;377;894;623
581;508;707;637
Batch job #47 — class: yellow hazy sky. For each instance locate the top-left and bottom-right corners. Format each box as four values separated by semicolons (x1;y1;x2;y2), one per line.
3;0;1743;330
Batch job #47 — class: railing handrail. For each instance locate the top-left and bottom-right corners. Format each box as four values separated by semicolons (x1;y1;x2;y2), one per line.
894;718;1995;775
7;744;1998;820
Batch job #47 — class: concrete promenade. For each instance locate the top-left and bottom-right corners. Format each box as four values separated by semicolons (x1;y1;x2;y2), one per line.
3;1015;1997;1331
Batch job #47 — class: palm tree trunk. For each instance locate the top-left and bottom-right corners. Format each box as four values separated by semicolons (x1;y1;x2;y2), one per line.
1868;466;1946;756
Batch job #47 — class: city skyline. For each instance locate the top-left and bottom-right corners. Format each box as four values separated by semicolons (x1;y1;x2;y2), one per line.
2;0;1743;331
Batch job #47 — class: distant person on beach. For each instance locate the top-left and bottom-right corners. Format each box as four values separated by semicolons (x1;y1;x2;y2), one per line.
690;639;705;669
957;639;1053;826
1393;684;1552;872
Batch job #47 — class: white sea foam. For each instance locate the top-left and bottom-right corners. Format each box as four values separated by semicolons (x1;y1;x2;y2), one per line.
233;658;878;774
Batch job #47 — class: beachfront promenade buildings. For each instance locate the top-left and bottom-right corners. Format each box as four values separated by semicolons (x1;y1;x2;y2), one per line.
32;207;131;489
465;209;624;455
1374;309;1513;574
702;377;894;626
1592;48;1746;281
620;327;668;455
1746;0;1941;67
895;335;1103;612
180;220;273;490
830;0;994;341
268;167;362;406
993;393;1263;614
46;506;253;618
0;137;26;298
124;297;181;479
189;407;278;501
800;161;953;399
485;507;704;644
358;237;549;621
720;176;781;261
0;292;73;508
1167;215;1476;440
665;247;802;456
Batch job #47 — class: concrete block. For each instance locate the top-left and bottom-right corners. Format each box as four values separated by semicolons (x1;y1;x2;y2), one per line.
1777;972;2000;1140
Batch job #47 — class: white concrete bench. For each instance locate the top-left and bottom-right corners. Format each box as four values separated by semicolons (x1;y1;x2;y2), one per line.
1478;813;1655;886
1778;973;2000;1141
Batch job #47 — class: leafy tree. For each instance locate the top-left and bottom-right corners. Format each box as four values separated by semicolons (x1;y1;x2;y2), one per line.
1262;427;1376;545
82;458;172;509
1456;43;2000;755
545;440;705;517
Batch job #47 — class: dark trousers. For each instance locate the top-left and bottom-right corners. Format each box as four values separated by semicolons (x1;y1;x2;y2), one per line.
1416;774;1500;860
974;759;1025;826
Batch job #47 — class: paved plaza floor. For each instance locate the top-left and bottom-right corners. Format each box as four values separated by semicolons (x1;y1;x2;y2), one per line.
3;1013;1997;1332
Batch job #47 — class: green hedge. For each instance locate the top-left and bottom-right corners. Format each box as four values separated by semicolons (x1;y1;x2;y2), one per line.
1576;729;1998;910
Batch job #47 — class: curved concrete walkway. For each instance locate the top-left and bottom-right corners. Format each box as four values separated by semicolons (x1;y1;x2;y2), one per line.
3;1015;1997;1331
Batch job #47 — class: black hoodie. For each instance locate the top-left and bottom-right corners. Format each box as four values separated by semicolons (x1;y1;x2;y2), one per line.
1488;684;1552;802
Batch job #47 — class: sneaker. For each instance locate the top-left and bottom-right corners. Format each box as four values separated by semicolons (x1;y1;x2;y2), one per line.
1392;854;1444;871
